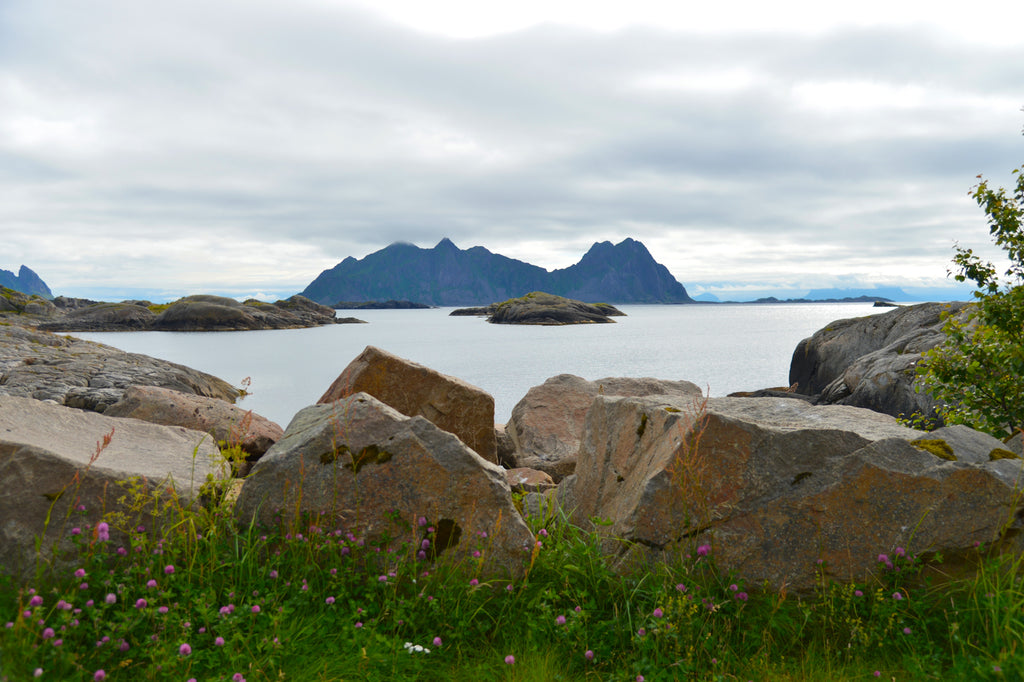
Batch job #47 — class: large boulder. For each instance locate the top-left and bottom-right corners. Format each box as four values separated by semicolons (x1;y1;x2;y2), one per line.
558;394;1024;592
234;393;534;576
789;302;970;421
0;323;240;412
319;346;497;464
104;385;284;458
507;374;703;480
0;395;227;580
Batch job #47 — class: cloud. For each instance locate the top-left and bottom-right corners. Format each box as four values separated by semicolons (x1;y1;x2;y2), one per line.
1;0;1021;299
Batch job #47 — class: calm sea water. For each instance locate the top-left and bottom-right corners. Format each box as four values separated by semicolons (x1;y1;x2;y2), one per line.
72;303;888;427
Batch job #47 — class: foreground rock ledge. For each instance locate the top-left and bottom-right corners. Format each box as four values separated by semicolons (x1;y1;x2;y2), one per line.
0;323;240;412
234;393;534;577
0;396;227;579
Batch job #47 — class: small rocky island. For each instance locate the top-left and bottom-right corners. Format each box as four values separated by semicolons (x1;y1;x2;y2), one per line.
451;291;625;325
1;288;363;332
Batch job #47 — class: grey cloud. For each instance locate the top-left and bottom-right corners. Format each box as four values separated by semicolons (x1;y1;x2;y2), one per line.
1;0;1021;298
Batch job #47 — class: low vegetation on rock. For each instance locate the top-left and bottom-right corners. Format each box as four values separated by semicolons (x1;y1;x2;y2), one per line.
452;291;625;325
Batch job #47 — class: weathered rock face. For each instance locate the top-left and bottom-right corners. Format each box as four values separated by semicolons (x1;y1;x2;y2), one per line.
507;374;703;480
789;302;970;421
104;385;284;458
319;346;497;464
0;324;240;412
558;395;1024;592
234;394;534;576
0;396;227;580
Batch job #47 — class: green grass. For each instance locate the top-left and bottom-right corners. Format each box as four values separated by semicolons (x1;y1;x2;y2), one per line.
1;472;1022;681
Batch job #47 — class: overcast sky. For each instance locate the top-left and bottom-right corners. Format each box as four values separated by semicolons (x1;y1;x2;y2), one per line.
2;0;1022;302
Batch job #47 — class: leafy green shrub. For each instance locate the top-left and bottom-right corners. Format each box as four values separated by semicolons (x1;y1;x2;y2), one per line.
917;155;1024;438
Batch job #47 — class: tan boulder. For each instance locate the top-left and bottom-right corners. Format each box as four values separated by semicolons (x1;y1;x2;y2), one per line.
507;374;703;480
104;385;284;458
0;396;227;580
318;346;497;464
504;467;556;494
234;393;534;576
559;395;1024;592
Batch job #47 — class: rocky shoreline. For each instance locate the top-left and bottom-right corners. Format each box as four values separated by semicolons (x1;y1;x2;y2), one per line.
3;302;1022;593
1;287;363;332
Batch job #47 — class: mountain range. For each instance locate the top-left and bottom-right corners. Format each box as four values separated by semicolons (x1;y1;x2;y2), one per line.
0;265;52;299
300;238;693;306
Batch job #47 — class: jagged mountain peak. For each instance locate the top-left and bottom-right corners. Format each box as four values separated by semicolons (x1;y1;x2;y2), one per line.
300;239;691;306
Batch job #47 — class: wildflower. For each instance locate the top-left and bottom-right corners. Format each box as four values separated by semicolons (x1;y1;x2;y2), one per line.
696;544;711;557
164;565;175;575
57;599;72;610
355;622;363;629
574;605;581;612
251;605;261;613
43;627;56;639
378;575;387;582
472;550;481;558
146;579;157;589
433;636;442;646
892;592;903;601
637;628;646;637
117;547;127;556
71;527;81;535
74;568;87;578
326;596;335;604
854;590;864;597
269;570;278;578
538;528;548;537
504;655;515;665
29;595;43;607
585;649;595;661
158;606;169;614
469;578;479;587
637;677;645;682
94;671;107;681
729;583;738;591
736;592;749;601
418;516;428;527
676;583;687;592
652;607;664;618
878;554;893;569
34;669;42;678
895;546;906;557
874;672;881;678
233;675;246;682
179;643;192;656
556;615;566;625
903;627;912;635
96;521;109;540
215;636;225;646
135;598;147;609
